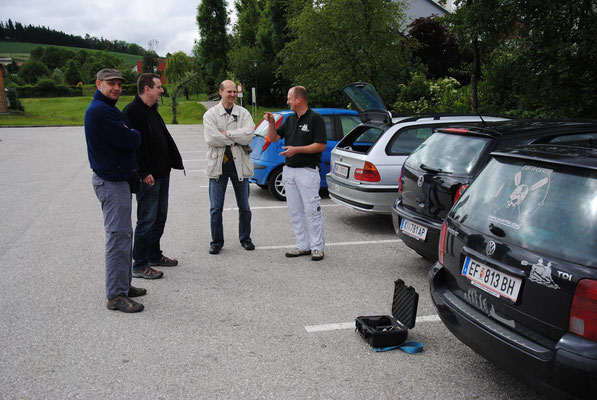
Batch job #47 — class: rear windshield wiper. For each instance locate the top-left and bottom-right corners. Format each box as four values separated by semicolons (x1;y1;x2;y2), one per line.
420;163;452;174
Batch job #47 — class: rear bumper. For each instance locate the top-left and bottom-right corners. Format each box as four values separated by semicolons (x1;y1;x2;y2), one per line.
391;202;442;260
326;174;397;215
429;262;597;398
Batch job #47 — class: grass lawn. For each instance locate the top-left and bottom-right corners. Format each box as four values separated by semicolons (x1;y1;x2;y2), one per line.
0;94;283;126
0;41;143;64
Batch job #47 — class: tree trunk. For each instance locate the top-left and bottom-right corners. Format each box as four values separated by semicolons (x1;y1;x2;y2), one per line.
470;37;480;114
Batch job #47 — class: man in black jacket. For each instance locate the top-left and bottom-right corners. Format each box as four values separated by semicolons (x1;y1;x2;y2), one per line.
123;73;184;279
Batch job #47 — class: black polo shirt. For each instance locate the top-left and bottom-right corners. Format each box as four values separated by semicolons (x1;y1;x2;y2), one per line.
276;108;326;168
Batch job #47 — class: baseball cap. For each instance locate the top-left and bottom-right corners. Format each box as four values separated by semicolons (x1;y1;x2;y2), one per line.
96;68;125;82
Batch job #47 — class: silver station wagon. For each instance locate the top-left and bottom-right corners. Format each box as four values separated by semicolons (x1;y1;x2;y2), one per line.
327;82;508;215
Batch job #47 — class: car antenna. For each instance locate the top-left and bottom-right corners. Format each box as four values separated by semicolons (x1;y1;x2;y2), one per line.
475;108;486;125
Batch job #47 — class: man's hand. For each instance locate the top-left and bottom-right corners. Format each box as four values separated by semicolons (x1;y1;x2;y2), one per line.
280;146;299;157
264;112;275;124
144;174;155;186
219;129;227;136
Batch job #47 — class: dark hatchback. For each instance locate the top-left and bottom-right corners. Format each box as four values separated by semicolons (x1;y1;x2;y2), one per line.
392;120;597;261
429;144;597;398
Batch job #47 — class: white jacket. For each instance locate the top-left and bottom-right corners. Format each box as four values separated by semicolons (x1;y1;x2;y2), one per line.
203;102;255;180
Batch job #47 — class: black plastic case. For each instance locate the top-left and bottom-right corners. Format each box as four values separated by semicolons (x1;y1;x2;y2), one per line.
355;279;419;348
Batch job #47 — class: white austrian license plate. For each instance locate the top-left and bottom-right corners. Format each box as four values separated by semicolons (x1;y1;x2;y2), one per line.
461;257;522;302
400;218;428;241
334;163;349;178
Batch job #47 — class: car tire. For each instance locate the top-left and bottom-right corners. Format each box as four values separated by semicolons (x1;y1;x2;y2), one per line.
268;166;286;201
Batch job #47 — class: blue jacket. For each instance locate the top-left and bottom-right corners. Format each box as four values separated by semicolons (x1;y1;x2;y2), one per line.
84;89;141;181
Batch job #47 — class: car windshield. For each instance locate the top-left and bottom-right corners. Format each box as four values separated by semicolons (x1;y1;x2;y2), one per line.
451;157;597;266
406;133;490;175
254;114;282;137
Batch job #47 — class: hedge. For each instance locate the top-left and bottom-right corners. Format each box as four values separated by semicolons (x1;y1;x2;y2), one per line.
17;83;138;98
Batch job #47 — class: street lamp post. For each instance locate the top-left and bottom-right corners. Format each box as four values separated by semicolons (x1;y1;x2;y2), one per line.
252;60;257;119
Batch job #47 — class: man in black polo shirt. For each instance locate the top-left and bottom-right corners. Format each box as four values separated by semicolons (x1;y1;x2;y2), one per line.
265;86;326;261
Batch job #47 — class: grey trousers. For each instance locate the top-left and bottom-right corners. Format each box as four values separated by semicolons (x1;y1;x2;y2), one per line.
92;173;133;299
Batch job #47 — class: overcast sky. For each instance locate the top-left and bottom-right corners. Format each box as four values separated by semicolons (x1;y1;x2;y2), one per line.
2;0;235;56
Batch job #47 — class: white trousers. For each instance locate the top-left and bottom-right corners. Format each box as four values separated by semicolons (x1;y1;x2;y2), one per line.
282;166;325;251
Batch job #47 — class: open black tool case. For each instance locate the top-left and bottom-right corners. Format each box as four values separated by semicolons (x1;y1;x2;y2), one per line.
355;279;419;348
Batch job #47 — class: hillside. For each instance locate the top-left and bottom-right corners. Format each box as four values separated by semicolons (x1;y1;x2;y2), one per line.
0;41;143;65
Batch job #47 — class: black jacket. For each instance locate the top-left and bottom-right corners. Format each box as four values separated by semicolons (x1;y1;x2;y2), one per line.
122;95;184;180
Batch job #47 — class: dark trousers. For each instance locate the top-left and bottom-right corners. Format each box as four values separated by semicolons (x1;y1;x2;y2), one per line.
209;169;251;247
133;175;170;270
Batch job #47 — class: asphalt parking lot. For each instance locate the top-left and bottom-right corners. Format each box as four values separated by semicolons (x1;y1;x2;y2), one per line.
0;125;551;399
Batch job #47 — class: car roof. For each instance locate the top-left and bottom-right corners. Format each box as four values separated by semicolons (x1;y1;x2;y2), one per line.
436;120;597;139
492;144;597;171
271;108;358;116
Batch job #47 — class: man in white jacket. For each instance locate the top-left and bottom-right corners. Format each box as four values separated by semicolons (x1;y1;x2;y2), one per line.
203;80;256;255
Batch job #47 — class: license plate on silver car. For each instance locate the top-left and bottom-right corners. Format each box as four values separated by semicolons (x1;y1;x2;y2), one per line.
461;256;522;302
400;218;428;241
334;163;349;178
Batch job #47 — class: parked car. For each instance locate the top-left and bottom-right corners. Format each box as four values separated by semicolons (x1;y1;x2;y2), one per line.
392;120;597;260
326;82;508;214
249;108;361;200
429;143;597;398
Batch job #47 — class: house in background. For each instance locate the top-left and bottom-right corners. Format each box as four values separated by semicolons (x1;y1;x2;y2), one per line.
134;59;167;84
404;0;452;21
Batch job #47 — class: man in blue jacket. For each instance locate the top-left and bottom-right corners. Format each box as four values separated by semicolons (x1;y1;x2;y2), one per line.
84;68;146;313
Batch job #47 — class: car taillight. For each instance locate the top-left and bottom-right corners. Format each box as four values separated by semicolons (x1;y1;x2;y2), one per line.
261;115;284;152
453;184;469;204
570;279;597;342
262;136;272;152
438;220;448;266
354;162;381;182
398;165;404;196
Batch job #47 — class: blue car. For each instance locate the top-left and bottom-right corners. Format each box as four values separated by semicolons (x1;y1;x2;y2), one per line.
249;108;361;200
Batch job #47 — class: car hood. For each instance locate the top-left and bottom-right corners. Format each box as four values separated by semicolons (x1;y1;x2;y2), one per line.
342;82;391;125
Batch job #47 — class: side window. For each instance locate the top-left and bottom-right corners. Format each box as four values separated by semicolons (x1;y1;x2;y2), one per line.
339;115;361;138
547;132;597;144
388;127;433;155
322;116;334;140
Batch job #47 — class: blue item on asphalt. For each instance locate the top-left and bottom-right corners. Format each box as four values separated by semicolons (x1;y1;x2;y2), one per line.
373;341;424;353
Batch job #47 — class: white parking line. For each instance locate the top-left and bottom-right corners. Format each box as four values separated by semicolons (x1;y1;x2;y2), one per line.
257;239;401;250
224;204;342;211
304;315;441;333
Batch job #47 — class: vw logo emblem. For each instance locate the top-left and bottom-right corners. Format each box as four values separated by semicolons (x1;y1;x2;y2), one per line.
417;176;424;188
486;241;496;256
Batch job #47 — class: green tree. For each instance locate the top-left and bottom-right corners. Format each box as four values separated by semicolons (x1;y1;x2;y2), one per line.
279;0;418;105
165;51;193;99
446;0;516;112
64;59;82;85
142;50;159;73
52;68;65;84
17;60;51;84
196;0;230;91
168;72;200;124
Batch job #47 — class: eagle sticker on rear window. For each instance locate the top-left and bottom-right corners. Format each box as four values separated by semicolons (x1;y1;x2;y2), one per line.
488;166;552;230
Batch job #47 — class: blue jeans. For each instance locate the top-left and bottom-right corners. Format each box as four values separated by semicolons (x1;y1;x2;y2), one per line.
133;175;170;270
209;169;252;247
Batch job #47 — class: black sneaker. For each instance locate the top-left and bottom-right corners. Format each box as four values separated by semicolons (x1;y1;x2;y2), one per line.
107;295;144;313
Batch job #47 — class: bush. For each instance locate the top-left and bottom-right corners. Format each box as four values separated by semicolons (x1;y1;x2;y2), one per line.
391;72;469;114
16;81;83;98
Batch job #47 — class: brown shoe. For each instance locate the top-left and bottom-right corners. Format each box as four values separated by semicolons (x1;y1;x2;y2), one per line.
107;295;144;313
128;286;147;297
